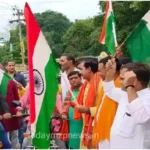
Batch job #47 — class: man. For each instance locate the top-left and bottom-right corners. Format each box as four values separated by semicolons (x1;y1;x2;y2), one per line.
62;71;83;149
73;58;101;148
59;54;78;101
92;56;131;148
0;94;11;149
1;80;22;148
5;60;27;147
5;60;26;88
104;60;150;148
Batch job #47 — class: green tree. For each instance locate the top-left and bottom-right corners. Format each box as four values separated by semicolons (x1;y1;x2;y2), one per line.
34;10;72;57
0;43;12;65
62;16;107;57
62;18;95;56
1;2;150;63
1;10;71;64
9;23;27;64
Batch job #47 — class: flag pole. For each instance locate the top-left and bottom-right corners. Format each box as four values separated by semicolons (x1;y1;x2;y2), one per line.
110;0;119;57
112;22;118;47
114;21;141;57
110;0;118;48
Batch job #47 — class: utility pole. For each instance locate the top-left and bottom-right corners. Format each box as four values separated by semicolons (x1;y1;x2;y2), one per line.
9;6;26;71
10;43;13;59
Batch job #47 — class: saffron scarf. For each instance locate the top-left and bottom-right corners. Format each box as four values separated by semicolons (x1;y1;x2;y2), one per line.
74;73;101;147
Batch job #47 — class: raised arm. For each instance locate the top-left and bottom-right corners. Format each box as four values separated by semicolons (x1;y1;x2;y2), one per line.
104;58;121;103
126;90;150;124
124;71;150;124
104;81;122;103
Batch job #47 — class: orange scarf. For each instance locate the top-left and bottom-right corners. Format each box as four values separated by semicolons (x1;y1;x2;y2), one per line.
74;73;101;147
92;77;120;148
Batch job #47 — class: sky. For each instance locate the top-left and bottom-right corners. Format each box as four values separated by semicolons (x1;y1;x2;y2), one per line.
0;0;100;40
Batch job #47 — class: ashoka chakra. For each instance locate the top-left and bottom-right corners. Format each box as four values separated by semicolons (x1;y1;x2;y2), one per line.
33;69;44;95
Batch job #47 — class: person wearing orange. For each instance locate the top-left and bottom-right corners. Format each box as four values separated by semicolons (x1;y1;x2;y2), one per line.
73;58;101;149
92;56;132;149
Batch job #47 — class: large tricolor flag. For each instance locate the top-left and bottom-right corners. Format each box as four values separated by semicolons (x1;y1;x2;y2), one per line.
24;3;59;149
100;1;117;55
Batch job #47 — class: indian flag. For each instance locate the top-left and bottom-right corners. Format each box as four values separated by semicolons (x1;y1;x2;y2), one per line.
24;3;59;149
0;69;12;98
100;1;117;55
126;10;150;63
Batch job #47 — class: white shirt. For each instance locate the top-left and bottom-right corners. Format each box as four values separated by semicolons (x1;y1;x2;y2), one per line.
104;81;150;149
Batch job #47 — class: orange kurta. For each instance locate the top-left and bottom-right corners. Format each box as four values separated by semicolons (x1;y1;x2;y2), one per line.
92;77;120;148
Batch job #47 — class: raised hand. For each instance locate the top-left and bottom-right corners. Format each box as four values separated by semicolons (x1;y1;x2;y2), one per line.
124;71;137;87
115;46;122;58
105;58;116;81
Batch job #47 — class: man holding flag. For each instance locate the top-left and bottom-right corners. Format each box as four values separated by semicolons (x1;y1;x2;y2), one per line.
104;59;150;148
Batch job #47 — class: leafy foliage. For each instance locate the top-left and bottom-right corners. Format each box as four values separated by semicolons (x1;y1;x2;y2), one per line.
1;1;150;65
0;10;71;65
0;43;12;65
34;11;72;57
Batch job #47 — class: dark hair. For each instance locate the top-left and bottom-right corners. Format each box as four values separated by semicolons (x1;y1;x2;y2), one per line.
61;53;75;65
118;57;132;65
68;71;82;79
121;63;150;87
76;57;91;67
83;58;98;73
99;56;121;72
76;58;84;67
4;60;16;66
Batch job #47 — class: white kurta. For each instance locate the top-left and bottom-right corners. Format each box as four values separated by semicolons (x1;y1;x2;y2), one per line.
104;81;150;149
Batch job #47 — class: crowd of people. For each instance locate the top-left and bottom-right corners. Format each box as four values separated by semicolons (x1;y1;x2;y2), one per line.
0;51;150;149
0;60;28;149
53;52;150;149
